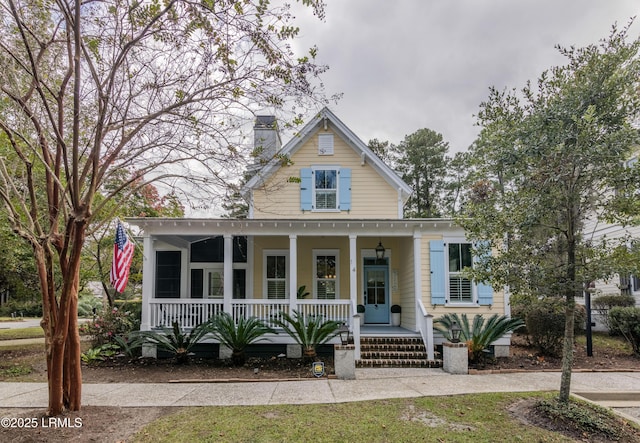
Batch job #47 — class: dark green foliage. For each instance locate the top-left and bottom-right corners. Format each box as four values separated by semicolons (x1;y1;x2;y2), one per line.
608;307;640;355
296;285;310;299
206;312;276;366
535;398;624;441
0;300;43;317
524;298;587;357
592;294;636;333
356;304;365;313
434;313;524;362
272;310;340;359
141;321;211;363
79;306;140;348
81;344;119;364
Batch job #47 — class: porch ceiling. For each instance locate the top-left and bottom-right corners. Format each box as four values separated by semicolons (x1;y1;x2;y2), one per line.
127;217;463;240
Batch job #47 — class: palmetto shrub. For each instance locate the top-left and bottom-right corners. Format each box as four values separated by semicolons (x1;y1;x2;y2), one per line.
435;313;524;362
206;312;276;366
272;310;341;359
140;321;210;364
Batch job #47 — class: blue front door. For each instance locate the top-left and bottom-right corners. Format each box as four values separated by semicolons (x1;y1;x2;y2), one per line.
363;265;389;324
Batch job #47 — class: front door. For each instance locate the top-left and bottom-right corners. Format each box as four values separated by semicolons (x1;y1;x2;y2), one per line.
363;265;389;324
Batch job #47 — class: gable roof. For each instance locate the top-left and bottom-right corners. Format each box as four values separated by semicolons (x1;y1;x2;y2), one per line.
244;107;412;203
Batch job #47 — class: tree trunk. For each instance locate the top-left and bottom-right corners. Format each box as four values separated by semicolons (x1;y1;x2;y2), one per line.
559;230;577;403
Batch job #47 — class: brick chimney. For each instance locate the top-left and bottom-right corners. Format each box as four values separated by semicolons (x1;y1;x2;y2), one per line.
253;115;281;163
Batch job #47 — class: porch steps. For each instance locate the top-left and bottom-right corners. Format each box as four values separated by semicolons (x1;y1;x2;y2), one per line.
356;336;442;369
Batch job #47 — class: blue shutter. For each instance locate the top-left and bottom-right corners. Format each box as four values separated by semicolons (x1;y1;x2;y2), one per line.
430;240;446;305
475;241;494;305
300;168;312;211
338;168;351;211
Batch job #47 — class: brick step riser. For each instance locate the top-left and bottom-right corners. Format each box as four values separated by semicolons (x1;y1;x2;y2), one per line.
360;352;429;360
360;338;424;346
361;345;427;352
356;359;442;369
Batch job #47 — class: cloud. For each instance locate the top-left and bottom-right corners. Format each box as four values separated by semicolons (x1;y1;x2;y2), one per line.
291;0;639;153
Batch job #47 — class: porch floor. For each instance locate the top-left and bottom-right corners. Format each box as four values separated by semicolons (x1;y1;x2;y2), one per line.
359;326;420;337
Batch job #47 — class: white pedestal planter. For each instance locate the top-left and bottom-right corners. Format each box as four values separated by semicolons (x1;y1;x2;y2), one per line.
391;313;401;327
443;342;468;374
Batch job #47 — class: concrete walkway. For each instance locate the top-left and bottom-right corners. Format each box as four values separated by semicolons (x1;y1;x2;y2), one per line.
2;369;640;413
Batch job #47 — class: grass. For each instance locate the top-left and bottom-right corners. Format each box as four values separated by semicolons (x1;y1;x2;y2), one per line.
133;392;578;443
0;326;44;341
575;331;634;354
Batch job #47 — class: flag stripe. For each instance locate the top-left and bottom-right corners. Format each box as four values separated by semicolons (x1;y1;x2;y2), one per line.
110;221;134;293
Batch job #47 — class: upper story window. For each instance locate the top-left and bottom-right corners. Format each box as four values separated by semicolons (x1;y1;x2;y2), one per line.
300;167;351;212
314;168;338;210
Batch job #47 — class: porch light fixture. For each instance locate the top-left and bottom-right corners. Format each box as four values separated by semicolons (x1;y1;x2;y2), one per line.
450;321;462;344
338;323;351;345
375;241;385;260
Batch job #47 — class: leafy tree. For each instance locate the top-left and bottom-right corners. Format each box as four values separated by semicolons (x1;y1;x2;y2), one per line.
396;128;450;218
461;23;640;403
83;172;185;307
367;138;398;168
0;0;330;415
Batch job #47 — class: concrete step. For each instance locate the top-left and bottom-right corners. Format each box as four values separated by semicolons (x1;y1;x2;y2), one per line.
356;358;442;368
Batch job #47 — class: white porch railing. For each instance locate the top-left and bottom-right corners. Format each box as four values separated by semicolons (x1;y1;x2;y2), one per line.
296;299;351;324
149;299;223;329
147;298;352;330
416;299;435;360
230;300;290;325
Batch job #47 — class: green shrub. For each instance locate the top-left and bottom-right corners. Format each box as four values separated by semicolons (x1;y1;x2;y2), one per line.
272;310;340;359
80;306;140;347
592;294;636;333
434;313;524;362
140;321;210;363
114;299;142;323
0;300;43;318
77;296;103;318
608;306;640;355
525;297;586;357
206;312;276;366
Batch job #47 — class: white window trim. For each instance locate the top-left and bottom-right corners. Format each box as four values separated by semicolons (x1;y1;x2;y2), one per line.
311;166;340;212
444;238;477;306
262;250;289;299
312;249;340;299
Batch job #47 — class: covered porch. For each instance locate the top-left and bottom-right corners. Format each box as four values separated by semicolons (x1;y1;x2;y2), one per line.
129;218;461;360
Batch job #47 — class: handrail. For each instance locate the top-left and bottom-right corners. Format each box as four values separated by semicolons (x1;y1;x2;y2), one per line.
416;299;435;360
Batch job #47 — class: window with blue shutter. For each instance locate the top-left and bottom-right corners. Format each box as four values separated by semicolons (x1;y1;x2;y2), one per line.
430;240;446;305
301;167;352;212
300;168;312;210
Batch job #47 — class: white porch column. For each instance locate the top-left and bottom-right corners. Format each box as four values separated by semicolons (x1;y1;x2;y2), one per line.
223;234;233;314
414;231;434;360
349;234;358;310
289;234;297;312
141;235;154;331
349;234;360;359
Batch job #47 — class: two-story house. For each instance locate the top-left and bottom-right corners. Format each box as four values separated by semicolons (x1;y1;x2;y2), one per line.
129;108;511;364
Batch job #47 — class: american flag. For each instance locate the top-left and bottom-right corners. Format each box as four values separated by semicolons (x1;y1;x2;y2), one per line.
110;221;135;293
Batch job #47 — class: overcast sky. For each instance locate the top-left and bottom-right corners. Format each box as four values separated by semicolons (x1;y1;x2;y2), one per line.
290;1;639;154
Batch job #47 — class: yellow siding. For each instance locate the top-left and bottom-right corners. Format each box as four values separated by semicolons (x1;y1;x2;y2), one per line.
420;237;506;319
252;127;399;219
397;237;416;330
